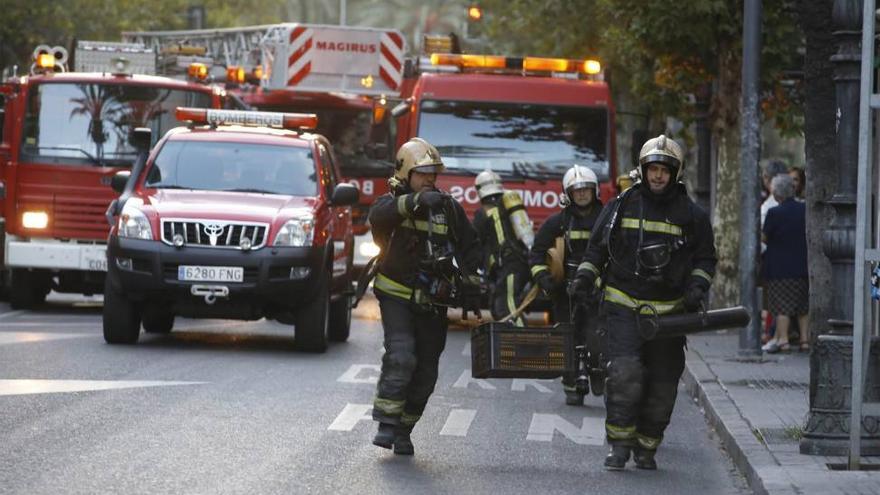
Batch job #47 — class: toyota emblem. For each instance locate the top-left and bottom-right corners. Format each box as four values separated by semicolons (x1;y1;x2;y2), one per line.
203;222;226;246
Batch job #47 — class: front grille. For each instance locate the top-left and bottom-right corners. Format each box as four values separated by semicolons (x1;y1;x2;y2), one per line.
54;195;112;238
161;219;269;250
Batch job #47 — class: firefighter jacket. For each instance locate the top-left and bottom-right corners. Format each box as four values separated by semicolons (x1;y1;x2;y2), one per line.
472;198;528;277
529;202;602;282
369;188;481;304
578;183;717;314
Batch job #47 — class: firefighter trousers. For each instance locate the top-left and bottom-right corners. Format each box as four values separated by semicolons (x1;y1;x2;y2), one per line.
602;303;685;451
372;294;448;429
490;262;529;326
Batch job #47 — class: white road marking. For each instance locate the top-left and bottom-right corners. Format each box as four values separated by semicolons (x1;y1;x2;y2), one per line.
328;403;373;431
511;379;554;393
0;332;92;345
452;369;496;390
461;341;470;356
0;310;25;321
337;364;380;384
526;413;605;445
439;409;476;437
0;379;205;396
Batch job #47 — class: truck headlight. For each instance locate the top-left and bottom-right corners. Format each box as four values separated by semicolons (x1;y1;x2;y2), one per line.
118;204;153;240
274;216;314;247
22;210;49;229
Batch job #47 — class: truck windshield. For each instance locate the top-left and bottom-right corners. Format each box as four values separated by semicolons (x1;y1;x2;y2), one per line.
256;105;392;178
20;82;212;167
145;140;318;196
417;100;609;181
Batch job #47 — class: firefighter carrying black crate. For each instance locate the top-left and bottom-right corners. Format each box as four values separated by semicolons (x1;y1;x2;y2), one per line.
471;170;534;326
368;137;482;456
529;165;604;406
570;135;717;471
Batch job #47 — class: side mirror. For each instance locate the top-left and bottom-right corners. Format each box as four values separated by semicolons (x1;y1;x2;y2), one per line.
130;127;152;151
390;97;413;118
111;170;131;194
330;183;360;206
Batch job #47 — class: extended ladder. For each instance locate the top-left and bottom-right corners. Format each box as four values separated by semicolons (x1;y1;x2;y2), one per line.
852;0;880;470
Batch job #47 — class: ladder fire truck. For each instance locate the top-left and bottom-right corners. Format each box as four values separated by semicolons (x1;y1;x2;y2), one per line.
0;42;222;308
124;24;405;270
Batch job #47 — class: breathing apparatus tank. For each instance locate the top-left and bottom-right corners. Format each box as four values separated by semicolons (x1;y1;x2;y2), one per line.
501;191;534;248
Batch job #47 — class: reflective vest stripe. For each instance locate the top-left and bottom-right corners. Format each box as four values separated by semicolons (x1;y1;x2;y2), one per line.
577;261;601;277
400;219;448;235
603;286;683;315
374;273;413;300
506;273;524;326
487;207;506;243
531;264;549;277
396;194;414;217
568;229;591;240
691;268;713;284
620;218;683;236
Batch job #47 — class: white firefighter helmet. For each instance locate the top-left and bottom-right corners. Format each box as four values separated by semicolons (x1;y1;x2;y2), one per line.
562;165;598;199
475;169;504;200
638;134;684;181
393;137;445;182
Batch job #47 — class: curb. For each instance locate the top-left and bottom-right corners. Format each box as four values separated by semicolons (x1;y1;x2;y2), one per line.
682;350;792;495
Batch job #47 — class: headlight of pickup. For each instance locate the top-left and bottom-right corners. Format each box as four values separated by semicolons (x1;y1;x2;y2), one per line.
118;204;153;240
274;215;315;247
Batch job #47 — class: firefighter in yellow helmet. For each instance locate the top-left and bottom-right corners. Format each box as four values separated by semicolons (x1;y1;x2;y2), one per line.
368;137;482;455
471;170;533;326
570;135;717;470
529;164;604;405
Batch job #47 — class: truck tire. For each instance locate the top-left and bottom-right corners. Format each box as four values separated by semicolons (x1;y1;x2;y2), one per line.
103;275;141;344
143;310;174;334
296;271;330;353
328;292;352;343
9;268;50;310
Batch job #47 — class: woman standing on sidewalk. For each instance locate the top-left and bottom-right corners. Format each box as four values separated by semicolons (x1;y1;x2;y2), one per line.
761;174;810;353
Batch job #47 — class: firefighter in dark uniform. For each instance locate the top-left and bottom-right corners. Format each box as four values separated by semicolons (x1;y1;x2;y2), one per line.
369;137;482;456
471;170;533;326
571;135;717;470
529;165;602;405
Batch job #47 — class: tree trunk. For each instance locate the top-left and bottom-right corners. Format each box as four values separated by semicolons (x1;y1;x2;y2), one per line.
797;0;835;337
710;49;743;309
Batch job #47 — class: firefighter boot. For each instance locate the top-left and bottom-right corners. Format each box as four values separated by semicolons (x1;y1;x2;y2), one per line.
393;425;414;456
372;423;395;450
633;448;657;470
565;390;585;406
604;445;632;471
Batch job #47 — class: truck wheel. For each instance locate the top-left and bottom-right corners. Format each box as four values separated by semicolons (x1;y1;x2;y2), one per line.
296;272;330;353
143;310;174;334
103;276;141;344
9;268;50;310
328;293;352;343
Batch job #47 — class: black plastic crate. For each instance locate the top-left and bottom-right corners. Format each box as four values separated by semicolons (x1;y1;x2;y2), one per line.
471;322;574;379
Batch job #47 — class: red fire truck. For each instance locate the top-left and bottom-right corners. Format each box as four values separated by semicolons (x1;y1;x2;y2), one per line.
0;42;222;308
392;50;617;227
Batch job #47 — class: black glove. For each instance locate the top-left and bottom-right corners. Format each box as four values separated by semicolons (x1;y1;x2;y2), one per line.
567;271;596;300
535;271;555;295
460;277;482;314
418;191;448;211
683;285;706;312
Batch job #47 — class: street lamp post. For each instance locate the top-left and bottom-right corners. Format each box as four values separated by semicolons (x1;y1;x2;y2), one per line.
800;0;880;456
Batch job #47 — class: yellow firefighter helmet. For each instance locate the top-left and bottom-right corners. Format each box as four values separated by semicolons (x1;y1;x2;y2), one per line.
393;137;446;182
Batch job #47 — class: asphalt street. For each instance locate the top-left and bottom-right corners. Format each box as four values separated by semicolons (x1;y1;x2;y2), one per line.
0;293;749;494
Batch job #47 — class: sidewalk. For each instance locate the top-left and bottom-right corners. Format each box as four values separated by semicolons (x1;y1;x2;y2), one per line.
683;330;880;495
